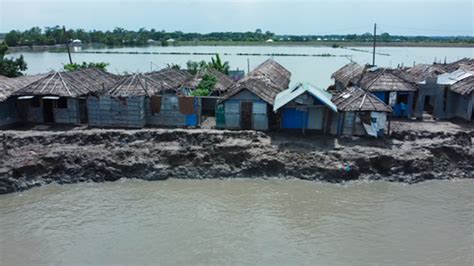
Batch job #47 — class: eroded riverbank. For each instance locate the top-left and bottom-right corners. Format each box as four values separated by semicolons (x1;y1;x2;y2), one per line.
0;122;472;194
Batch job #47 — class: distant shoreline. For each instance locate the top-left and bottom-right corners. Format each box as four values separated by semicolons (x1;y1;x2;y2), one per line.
5;41;474;53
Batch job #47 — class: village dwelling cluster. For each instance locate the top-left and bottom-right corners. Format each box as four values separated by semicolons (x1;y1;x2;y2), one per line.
0;58;472;137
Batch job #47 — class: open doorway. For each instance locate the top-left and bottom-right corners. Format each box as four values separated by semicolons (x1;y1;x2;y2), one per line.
424;96;433;114
43;99;54;123
78;99;88;124
241;102;252;130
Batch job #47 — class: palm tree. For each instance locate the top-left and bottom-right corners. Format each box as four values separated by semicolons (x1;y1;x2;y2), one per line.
208;54;230;75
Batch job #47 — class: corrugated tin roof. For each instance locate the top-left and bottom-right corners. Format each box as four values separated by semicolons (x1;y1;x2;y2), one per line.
273;82;337;112
436;69;473;85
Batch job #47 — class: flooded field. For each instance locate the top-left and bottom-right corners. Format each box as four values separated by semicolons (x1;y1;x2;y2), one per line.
8;46;473;88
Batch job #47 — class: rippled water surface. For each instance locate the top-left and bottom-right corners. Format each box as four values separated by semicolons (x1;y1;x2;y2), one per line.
0;179;473;265
9;46;473;88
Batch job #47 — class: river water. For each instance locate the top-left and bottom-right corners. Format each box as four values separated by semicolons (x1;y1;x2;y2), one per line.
8;46;473;88
0;179;472;265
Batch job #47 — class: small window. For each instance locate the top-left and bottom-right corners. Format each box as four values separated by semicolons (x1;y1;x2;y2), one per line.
31;97;40;108
57;98;68;109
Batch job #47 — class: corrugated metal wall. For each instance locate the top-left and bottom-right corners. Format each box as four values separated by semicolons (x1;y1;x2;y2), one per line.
145;96;200;127
88;96;146;128
446;91;473;120
223;100;240;129
252;101;268;130
53;98;79;124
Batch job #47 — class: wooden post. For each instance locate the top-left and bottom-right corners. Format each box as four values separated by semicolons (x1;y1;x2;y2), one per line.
387;114;391;136
351;112;357;136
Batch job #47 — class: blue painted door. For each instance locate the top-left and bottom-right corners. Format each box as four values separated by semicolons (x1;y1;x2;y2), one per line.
282;108;306;129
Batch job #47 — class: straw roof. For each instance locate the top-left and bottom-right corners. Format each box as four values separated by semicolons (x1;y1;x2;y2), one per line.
405;64;446;83
146;68;192;90
0;74;46;102
449;75;474;95
439;58;474;73
357;68;417;92
184;68;235;93
105;73;176;97
405;58;474;83
331;62;365;87
219;59;291;105
332;87;392;113
14;68;119;97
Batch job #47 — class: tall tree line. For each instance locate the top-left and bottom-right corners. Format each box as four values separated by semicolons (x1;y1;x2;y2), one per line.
3;26;473;47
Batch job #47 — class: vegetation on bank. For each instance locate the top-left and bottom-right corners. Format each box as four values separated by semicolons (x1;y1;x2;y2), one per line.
3;26;473;48
63;62;109;72
0;42;27;77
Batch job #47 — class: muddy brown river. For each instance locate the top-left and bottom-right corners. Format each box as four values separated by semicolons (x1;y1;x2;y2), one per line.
0;179;473;265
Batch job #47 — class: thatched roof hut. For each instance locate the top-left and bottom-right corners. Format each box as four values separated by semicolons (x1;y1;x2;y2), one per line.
105;73;177;97
332;87;392;113
331;62;365;87
449;75;474;95
357;68;417;92
14;68;119;97
0;74;46;102
439;58;474;73
219;59;291;105
146;68;192;90
184;68;235;94
405;64;446;83
405;58;474;83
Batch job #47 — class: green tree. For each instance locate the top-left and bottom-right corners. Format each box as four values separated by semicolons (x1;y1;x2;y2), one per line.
0;42;27;77
208;54;230;75
186;60;208;75
63;61;109;71
190;74;217;96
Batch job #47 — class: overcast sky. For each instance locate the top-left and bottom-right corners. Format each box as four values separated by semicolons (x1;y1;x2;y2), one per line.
0;0;472;36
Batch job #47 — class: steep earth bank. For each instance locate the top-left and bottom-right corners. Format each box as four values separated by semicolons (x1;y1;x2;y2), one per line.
0;128;472;194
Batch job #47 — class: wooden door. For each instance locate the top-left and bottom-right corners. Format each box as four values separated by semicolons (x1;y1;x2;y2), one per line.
43;99;54;123
241;102;253;130
79;99;88;124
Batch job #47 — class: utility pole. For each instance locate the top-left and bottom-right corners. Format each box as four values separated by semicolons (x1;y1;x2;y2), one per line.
372;23;377;67
63;26;73;64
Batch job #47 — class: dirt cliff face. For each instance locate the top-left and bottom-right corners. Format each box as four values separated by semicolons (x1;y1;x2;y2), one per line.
0;128;472;194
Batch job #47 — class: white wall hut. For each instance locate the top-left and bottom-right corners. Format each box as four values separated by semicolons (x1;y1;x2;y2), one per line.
330;87;392;137
216;59;291;131
13;68;118;125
